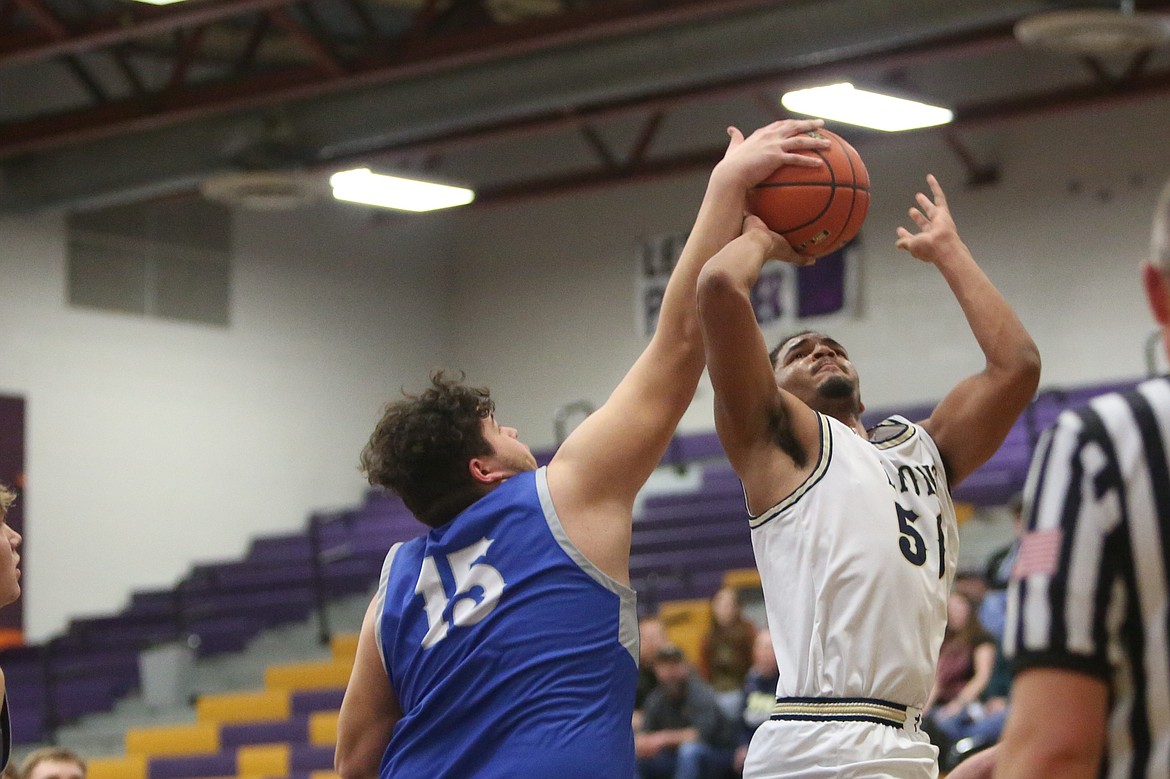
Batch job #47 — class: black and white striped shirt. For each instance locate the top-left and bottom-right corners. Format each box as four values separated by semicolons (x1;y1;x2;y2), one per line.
1004;376;1170;778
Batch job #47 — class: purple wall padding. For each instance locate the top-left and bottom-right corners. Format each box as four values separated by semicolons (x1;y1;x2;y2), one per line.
0;394;23;634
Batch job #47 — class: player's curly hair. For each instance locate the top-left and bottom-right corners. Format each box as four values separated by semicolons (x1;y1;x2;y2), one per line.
0;483;14;517
361;371;496;528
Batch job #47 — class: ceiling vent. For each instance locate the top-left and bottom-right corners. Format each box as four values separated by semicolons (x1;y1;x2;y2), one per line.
199;171;329;211
1014;6;1170;55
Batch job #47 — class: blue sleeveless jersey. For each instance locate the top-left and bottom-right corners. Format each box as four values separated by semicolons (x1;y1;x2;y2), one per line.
374;467;639;778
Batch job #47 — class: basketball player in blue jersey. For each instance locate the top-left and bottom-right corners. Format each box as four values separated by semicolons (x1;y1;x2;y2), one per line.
696;174;1040;778
333;118;833;779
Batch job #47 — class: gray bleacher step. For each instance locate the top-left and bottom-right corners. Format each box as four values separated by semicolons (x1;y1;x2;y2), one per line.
12;590;372;763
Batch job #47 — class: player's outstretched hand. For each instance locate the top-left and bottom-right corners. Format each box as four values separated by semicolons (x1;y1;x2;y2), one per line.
715;119;830;192
895;174;965;264
741;214;815;267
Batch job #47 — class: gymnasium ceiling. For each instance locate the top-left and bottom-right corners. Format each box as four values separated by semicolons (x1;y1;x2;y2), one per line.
2;0;1170;214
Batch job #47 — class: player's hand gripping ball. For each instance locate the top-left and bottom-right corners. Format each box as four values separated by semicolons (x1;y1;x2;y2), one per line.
747;128;870;259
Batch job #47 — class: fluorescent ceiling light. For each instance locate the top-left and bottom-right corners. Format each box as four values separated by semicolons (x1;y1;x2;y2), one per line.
128;0;192;5
781;83;953;132
329;168;475;212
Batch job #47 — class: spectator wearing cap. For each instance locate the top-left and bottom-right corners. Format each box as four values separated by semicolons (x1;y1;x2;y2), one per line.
635;644;738;779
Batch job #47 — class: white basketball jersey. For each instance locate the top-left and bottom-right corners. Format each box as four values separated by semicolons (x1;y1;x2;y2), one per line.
750;413;959;709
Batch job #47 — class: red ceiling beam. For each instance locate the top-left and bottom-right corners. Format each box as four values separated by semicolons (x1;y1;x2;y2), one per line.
338;27;1023;163
0;0;825;160
474;58;1170;207
268;7;346;77
11;0;67;39
0;0;300;68
473;147;726;208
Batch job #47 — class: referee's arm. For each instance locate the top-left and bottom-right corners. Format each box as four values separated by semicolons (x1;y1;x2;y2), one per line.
994;667;1107;779
995;412;1115;779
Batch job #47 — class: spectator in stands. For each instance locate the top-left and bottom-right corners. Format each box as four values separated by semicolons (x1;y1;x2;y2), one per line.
924;591;997;759
699;587;756;719
18;748;86;779
636;615;669;727
734;629;778;775
0;484;20;771
637;644;738;779
978;496;1024;641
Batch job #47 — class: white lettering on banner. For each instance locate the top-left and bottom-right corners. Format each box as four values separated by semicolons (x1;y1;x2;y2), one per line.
634;230;860;338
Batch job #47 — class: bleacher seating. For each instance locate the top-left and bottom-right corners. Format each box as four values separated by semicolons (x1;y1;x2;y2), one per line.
4;374;1147;757
83;633;354;779
2;490;423;745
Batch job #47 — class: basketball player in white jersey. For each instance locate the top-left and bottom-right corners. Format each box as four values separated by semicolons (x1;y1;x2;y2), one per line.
696;174;1040;778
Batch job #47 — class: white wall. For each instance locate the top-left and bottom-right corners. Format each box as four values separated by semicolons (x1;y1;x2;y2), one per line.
0;205;454;640
4;95;1170;640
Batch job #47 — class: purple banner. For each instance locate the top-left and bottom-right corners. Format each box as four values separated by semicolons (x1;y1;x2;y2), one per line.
0;395;22;638
637;231;858;336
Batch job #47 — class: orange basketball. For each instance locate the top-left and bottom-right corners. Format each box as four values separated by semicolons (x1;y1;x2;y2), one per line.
747;128;870;259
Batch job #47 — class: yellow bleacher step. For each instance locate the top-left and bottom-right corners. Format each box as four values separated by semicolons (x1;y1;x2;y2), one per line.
331;633;359;663
657;598;710;664
196;689;292;724
87;754;148;779
265;658;353;691
237;743;290;777
309;710;340;746
722;567;761;591
125;722;219;757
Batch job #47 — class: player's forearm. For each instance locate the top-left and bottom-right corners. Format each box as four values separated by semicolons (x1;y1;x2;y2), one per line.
995;742;1100;779
334;739;384;779
652;165;751;348
934;239;1040;386
697;229;773;301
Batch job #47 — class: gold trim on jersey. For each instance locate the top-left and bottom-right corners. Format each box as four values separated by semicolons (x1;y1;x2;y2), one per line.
770;697;924;732
771;699;907;723
749;413;832;530
869;416;917;450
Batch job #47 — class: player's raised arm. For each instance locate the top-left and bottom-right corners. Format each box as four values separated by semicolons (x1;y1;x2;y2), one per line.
546;121;828;551
896;175;1040;486
696;217;822;511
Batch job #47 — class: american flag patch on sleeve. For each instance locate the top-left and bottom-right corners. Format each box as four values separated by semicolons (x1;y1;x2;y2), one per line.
1012;528;1063;579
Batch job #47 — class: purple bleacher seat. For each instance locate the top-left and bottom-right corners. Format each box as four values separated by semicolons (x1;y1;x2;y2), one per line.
149;752;236;779
64;613;180;648
635;569;733;612
291;687;345;715
220;715;309;748
188;615;266;657
291;743;335;771
631;521;750;556
635;497;747;528
187;561;311;592
184;587;314;619
10;701;48;745
246;533;313;563
670;431;726;463
49;675;123;721
640;487;740;514
362;488;406;511
127;589;180;618
630;544;754;581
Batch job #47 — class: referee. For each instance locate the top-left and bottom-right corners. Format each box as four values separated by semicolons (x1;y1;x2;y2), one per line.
951;178;1170;779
